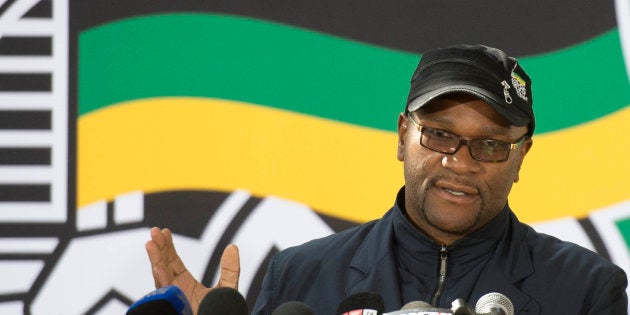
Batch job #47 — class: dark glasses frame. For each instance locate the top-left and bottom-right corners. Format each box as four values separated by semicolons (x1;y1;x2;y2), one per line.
407;113;528;163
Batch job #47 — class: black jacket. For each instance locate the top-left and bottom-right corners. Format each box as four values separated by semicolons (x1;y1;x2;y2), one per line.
252;189;628;314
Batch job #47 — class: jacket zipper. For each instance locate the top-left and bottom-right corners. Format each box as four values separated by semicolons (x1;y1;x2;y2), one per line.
431;245;449;306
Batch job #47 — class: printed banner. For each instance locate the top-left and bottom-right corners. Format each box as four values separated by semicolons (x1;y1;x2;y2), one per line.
0;0;628;313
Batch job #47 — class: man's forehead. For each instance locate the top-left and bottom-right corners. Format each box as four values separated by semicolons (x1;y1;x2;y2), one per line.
414;94;517;131
416;93;492;114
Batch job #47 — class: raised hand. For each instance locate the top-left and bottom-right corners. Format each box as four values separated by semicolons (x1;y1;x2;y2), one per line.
145;227;240;314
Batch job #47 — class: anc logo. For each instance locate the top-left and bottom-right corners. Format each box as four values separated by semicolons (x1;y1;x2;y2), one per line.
510;71;528;102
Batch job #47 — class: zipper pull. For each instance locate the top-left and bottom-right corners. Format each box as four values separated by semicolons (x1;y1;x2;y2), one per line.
501;80;513;104
439;246;448;279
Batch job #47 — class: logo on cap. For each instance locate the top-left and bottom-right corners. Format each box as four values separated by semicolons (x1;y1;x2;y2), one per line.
511;72;528;102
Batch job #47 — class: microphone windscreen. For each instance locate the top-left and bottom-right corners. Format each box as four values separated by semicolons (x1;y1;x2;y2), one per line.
384;300;453;315
336;292;385;315
272;301;315;315
401;301;432;310
475;292;514;315
198;287;248;315
126;285;192;315
127;299;179;315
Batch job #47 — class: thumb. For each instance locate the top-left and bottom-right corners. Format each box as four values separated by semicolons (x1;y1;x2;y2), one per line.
216;244;240;289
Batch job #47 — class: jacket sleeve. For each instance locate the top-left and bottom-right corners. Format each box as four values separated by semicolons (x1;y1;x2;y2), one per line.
586;267;628;315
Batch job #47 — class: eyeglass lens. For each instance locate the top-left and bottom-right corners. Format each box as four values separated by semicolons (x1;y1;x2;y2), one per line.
421;127;512;162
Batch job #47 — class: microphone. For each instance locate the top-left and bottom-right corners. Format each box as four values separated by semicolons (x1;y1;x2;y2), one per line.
197;287;248;315
450;299;475;315
126;285;192;315
474;293;513;315
336;292;385;315
402;301;433;309
272;301;316;315
384;300;453;315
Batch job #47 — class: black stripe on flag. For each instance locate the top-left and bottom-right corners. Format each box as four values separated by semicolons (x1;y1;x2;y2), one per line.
72;0;616;56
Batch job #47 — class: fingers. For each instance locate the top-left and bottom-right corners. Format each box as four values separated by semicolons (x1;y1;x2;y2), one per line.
146;228;170;270
146;227;190;287
145;227;210;312
146;227;172;287
144;228;240;313
217;243;240;289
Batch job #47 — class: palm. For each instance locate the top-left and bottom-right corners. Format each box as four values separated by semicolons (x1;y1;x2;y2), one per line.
145;227;240;314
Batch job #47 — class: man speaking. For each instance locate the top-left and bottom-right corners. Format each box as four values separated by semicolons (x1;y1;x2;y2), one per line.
145;44;628;314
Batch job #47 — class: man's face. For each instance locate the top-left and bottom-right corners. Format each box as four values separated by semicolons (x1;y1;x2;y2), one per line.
397;94;532;245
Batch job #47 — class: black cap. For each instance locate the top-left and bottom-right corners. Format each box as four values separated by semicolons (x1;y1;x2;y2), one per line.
406;44;535;135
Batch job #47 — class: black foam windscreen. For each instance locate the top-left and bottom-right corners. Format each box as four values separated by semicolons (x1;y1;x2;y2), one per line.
197;287;248;315
336;292;385;315
272;301;316;315
127;299;179;315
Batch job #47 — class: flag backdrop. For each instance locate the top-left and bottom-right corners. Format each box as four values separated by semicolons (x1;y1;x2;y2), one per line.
0;0;629;314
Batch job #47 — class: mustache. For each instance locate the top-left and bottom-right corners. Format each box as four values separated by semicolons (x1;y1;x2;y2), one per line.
428;175;480;192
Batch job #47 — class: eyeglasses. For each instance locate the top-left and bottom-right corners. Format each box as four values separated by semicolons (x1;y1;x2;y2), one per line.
407;113;528;163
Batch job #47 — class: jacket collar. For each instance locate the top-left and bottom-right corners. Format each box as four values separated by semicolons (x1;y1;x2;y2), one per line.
346;205;402;308
346;187;536;312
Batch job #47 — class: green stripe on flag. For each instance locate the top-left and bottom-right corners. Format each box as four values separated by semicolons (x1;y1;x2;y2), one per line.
519;29;630;133
79;13;630;133
79;13;416;131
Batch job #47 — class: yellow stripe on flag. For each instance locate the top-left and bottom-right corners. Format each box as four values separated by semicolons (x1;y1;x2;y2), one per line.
78;97;630;223
78;97;402;223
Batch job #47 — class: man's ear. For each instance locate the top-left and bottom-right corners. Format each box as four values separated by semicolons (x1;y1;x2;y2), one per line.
521;137;533;156
514;137;533;183
397;113;408;161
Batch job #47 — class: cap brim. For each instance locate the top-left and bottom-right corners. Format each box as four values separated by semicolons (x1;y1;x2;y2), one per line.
406;85;530;127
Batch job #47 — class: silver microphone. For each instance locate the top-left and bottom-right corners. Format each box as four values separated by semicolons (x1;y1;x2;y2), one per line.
474;292;513;315
384;300;453;315
402;301;432;309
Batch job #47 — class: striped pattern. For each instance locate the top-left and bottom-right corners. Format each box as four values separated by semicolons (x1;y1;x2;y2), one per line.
0;0;70;223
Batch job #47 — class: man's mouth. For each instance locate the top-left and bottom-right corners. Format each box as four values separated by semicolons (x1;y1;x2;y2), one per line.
436;180;478;194
433;179;479;201
444;188;467;196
